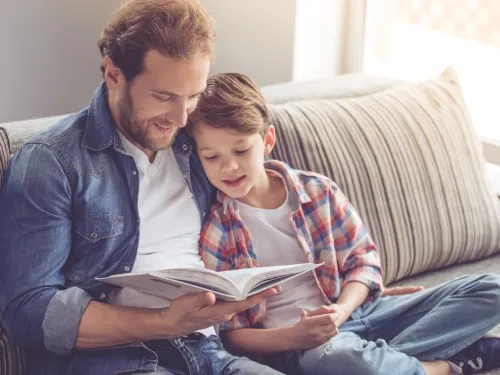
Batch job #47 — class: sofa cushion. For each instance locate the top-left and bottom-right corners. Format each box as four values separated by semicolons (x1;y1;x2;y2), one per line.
268;67;500;285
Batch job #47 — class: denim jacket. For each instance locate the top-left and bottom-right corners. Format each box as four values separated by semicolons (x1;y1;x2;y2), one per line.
0;82;214;374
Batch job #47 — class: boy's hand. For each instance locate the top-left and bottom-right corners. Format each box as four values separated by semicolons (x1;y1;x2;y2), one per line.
303;304;351;328
288;308;339;350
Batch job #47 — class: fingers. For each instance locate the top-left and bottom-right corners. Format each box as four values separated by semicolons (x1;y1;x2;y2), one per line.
304;305;336;317
202;287;279;319
182;292;216;312
321;322;339;335
304;312;338;327
382;285;424;296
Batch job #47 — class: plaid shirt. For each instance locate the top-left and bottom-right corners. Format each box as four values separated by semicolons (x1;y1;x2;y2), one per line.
200;160;384;331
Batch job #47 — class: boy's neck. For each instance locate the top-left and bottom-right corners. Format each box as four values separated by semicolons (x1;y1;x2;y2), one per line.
238;173;287;209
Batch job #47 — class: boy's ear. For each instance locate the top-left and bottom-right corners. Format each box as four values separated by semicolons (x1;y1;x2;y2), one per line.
264;125;276;156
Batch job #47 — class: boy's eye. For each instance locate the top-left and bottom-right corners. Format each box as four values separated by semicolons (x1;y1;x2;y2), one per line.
204;155;218;161
234;148;250;155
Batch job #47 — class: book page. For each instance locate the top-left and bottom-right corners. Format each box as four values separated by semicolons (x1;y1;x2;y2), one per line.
219;263;321;295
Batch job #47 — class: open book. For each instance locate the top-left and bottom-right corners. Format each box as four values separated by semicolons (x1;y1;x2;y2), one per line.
97;263;322;302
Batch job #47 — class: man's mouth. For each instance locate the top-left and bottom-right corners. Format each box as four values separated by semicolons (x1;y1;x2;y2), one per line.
222;176;246;188
153;122;175;135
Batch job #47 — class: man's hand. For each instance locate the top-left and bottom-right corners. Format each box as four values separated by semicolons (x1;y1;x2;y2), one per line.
157;287;279;339
287;307;339;350
382;285;424;296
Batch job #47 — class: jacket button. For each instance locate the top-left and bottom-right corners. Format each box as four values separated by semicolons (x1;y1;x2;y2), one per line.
182;144;189;152
124;265;131;272
99;293;106;300
90;233;98;240
132;170;137;175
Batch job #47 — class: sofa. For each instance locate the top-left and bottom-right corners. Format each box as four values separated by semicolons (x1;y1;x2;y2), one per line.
1;68;499;374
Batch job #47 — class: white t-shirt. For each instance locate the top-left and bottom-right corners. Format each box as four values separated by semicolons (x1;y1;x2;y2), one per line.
238;193;328;329
110;132;215;336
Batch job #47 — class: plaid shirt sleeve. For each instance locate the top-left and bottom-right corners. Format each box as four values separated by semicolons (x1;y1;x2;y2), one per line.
327;180;384;300
199;203;254;331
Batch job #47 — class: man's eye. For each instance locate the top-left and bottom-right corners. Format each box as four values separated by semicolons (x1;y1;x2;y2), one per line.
154;95;172;102
235;148;250;155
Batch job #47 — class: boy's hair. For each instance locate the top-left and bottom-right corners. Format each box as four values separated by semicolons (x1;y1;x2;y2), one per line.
189;73;270;136
98;0;215;81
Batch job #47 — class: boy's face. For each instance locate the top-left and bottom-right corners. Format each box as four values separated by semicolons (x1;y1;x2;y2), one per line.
193;122;275;199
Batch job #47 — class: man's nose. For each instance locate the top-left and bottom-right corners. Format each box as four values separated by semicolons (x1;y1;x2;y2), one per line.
171;100;189;127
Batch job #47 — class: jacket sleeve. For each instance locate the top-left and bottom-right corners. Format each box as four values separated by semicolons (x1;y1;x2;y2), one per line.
0;143;93;354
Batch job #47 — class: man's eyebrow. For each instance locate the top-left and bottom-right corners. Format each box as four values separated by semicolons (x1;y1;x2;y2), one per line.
151;88;205;98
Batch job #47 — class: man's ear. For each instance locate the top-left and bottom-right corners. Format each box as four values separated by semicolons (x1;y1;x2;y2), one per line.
264;125;276;156
103;56;124;91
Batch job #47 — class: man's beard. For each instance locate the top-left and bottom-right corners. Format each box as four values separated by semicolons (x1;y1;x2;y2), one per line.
118;84;178;152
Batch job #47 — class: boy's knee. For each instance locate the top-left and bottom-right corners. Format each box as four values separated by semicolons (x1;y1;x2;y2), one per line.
304;335;387;375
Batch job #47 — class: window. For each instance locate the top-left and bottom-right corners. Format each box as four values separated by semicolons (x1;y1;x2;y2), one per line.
363;0;500;143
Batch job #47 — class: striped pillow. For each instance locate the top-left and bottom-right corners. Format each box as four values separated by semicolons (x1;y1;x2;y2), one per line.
0;128;26;375
0;128;10;187
268;68;500;284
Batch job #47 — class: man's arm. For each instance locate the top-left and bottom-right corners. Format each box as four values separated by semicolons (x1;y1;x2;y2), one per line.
76;288;278;349
0;144;278;353
0;143;89;354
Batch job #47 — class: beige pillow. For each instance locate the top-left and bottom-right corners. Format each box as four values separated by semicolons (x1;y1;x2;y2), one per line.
268;68;500;284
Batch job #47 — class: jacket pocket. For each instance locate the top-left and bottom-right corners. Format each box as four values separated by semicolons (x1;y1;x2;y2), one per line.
69;213;125;283
75;212;124;243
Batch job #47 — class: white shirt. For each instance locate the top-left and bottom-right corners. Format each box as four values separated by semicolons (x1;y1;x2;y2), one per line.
110;132;215;336
238;192;328;329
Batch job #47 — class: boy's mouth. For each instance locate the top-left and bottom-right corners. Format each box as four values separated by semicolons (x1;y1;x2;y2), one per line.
222;176;246;188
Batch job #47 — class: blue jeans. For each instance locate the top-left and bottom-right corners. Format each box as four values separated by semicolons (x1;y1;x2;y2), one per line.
124;334;284;375
266;274;500;375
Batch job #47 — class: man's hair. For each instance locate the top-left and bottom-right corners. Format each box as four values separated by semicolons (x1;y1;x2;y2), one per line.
189;73;270;136
98;0;215;80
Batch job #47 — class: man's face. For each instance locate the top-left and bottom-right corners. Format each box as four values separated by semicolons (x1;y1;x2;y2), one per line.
112;50;210;154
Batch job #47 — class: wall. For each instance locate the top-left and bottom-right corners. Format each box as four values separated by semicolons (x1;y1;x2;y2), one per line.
0;0;122;123
201;0;296;87
0;0;296;122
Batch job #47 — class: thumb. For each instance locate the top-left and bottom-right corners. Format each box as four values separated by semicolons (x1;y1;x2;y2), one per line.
300;309;308;319
183;292;216;312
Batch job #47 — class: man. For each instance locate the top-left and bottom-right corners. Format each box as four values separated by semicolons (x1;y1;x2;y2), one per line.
0;1;283;374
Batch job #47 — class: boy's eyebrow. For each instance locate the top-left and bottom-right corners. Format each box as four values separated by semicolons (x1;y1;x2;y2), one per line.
151;88;205;98
198;139;246;152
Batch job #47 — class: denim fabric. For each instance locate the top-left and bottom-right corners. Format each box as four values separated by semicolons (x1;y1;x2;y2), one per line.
140;335;283;375
0;82;215;375
266;274;500;375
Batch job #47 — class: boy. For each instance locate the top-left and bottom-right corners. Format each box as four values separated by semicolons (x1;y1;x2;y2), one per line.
189;73;500;375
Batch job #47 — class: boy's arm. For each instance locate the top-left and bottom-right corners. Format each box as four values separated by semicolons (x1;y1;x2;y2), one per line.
222;307;339;355
328;181;384;299
199;207;253;330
